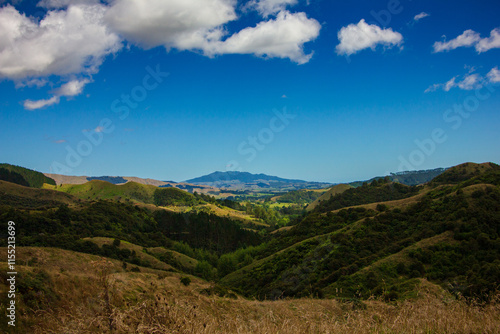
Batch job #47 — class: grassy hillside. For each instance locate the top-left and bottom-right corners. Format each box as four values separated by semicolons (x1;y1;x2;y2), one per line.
349;167;447;187
312;179;419;213
2;247;499;334
220;164;500;301
0;163;55;188
57;180;158;203
56;180;211;208
306;184;353;211
1;162;500;333
0;180;81;209
430;162;500;186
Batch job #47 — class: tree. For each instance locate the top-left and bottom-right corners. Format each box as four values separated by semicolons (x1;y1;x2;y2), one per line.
217;255;236;278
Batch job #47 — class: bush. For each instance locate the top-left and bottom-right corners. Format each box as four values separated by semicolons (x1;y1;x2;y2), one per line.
180;277;191;286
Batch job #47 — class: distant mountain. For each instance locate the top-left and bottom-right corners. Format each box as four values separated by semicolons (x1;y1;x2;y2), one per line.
44;173;218;194
186;171;306;184
185;171;331;192
87;176;128;184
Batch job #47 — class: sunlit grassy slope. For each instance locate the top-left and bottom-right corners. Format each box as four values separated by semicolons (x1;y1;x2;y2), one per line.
306;183;353;210
1;246;499;334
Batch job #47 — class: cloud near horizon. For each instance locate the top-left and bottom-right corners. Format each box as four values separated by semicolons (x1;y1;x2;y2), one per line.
336;19;403;56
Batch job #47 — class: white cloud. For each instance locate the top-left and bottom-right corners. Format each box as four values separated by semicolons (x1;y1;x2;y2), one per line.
212;11;320;64
476;28;500;53
0;4;121;80
433;30;480;52
55;79;91;97
413;12;429;22
425;67;500;93
104;0;237;50
487;67;500;83
23;78;91;110
433;28;500;53
23;95;60;110
37;0;101;9
247;0;298;17
456;73;482;90
336;19;403;56
0;4;120;109
3;0;323;110
15;78;48;88
105;1;319;64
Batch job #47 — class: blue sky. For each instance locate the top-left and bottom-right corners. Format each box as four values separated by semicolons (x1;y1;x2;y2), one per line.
0;0;499;183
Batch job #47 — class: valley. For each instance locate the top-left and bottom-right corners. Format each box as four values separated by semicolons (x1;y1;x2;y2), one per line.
1;162;499;333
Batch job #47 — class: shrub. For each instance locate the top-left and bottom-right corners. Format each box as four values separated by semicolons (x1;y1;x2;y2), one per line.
180;277;191;286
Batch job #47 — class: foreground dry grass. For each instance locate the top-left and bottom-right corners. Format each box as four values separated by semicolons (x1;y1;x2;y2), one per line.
4;248;500;333
33;291;500;334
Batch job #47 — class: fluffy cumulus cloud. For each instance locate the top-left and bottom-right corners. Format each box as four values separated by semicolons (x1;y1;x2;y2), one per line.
104;0;319;64
487;67;500;83
104;0;237;50
433;30;481;53
0;4;121;80
2;0;322;109
212;11;320;64
247;0;299;17
425;67;500;93
336;19;403;56
476;28;500;53
433;28;500;53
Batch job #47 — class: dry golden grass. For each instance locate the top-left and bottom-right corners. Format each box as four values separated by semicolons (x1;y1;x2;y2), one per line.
7;247;499;334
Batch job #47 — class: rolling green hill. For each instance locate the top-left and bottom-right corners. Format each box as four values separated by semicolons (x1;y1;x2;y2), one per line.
311;179;420;213
0;180;81;209
56;180;200;207
1;162;499;308
271;189;326;205
306;184;353;211
220;163;500;301
0;163;55;188
57;180;158;203
349;167;447;187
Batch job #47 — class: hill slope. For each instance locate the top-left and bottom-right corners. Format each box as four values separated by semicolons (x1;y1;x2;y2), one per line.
220;163;500;301
0;180;81;209
0;163;55;188
349;167;447;187
3;247;498;334
306;184;353;211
